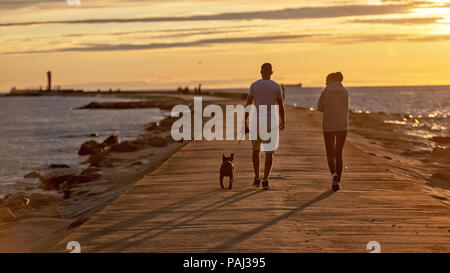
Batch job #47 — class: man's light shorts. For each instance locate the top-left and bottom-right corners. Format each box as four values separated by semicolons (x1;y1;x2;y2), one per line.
251;136;274;153
250;115;278;154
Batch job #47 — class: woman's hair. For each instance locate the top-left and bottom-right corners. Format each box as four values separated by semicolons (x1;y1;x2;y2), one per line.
326;72;344;84
335;72;343;82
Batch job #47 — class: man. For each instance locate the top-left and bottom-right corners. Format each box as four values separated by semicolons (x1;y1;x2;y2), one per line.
245;63;286;190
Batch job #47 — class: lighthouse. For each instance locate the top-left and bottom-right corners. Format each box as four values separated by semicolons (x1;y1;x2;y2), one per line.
47;71;52;91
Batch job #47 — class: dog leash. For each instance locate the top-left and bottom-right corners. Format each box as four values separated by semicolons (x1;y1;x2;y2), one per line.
232;125;247;155
232;138;243;155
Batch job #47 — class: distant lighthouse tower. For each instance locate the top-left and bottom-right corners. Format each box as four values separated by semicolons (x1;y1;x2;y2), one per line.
47;71;52;91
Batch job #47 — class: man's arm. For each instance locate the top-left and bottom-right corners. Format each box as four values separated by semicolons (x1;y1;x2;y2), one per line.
244;95;254;133
276;97;285;130
245;95;254;107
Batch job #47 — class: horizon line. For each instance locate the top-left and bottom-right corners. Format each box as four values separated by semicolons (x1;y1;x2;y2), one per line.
2;83;450;94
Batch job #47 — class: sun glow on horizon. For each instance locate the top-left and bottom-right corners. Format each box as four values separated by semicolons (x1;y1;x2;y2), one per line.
366;0;381;6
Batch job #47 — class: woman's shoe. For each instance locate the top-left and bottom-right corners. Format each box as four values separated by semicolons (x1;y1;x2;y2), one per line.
331;174;340;192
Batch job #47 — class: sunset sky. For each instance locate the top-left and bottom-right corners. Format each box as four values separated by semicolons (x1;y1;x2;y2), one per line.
0;0;450;91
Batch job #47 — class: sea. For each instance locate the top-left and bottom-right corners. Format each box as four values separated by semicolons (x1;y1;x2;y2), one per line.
0;85;448;197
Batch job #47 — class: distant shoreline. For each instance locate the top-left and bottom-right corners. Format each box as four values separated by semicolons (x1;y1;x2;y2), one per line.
1;84;450;96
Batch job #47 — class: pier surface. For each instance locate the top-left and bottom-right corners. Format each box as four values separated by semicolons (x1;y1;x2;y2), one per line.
57;106;450;252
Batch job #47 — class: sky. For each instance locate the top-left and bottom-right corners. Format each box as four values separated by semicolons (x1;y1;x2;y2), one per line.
0;0;450;91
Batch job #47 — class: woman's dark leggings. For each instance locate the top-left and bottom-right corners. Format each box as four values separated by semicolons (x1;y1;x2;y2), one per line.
323;130;347;180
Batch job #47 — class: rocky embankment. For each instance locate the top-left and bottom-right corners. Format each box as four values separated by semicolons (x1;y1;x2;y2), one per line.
348;110;450;197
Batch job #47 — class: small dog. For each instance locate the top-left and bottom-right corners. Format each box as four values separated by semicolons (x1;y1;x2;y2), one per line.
220;154;235;190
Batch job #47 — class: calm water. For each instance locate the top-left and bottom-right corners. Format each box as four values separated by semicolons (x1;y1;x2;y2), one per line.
0;96;168;197
284;86;449;117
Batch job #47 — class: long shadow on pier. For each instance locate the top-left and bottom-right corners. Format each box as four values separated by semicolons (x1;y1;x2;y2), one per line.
75;189;217;245
208;190;334;252
84;188;262;252
112;189;264;252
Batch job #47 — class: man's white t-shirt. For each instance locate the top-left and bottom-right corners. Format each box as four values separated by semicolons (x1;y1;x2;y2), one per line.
249;79;282;118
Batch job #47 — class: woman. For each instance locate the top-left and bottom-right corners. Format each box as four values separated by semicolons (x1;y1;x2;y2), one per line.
317;72;349;192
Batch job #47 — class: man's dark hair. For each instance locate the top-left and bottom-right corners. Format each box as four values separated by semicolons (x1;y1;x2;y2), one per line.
261;63;272;72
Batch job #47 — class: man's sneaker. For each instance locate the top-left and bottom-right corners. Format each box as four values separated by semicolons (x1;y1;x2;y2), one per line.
331;174;340;192
252;178;261;187
262;180;272;191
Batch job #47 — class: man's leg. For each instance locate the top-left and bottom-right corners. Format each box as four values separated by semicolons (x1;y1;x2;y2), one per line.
252;150;260;179
263;152;274;181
